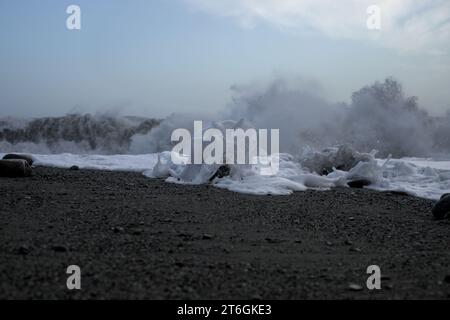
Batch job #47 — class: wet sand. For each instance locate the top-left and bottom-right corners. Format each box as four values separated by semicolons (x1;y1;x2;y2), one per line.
1;167;449;299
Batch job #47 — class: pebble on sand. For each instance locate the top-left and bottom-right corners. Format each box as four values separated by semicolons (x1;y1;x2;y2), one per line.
51;245;68;252
202;233;213;240
348;283;363;291
0;159;32;177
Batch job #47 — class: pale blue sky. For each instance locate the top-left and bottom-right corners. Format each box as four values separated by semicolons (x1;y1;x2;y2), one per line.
0;0;449;118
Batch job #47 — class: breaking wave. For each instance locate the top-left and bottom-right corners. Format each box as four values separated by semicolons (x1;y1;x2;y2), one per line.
0;114;160;154
1;78;450;199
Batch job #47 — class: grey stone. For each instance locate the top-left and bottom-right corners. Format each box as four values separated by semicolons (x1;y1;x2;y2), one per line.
2;154;34;166
0;159;32;177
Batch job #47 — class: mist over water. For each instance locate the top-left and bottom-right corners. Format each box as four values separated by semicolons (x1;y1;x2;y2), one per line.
1;78;449;158
225;77;450;158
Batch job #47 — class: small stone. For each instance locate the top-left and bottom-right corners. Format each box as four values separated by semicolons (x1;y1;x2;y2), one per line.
348;283;363;291
202;233;213;240
347;179;371;189
18;245;30;255
69;165;79;171
444;275;450;284
112;226;124;233
344;240;353;246
265;238;283;244
52;245;68;253
349;247;362;252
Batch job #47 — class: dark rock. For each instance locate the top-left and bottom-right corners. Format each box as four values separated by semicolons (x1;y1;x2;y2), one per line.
347;179;371;189
2;154;34;166
444;275;450;284
0;159;32;177
202;233;213;240
265;237;284;244
432;196;450;220
69;165;80;171
51;245;68;252
17;245;30;255
112;226;124;233
209;165;231;182
441;193;450;200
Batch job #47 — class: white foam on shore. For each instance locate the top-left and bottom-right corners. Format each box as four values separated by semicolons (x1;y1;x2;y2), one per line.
11;153;159;172
370;158;450;200
2;152;449;200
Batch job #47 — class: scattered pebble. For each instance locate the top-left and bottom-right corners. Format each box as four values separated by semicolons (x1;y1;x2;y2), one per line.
265;237;283;244
444;275;450;284
112;226;124;233
348;283;363;291
17;245;30;255
202;233;213;240
51;245;68;253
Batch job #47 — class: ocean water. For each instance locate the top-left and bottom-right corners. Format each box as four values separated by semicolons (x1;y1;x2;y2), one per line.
2;151;449;200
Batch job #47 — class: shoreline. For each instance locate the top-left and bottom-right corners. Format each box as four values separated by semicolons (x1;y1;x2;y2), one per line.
1;166;449;299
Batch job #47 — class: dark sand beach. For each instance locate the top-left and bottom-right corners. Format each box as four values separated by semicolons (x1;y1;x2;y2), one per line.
1;167;449;299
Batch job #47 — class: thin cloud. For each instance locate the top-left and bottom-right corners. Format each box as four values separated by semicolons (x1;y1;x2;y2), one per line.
185;0;450;53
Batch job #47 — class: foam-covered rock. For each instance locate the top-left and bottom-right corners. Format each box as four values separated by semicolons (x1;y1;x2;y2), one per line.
300;144;374;175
